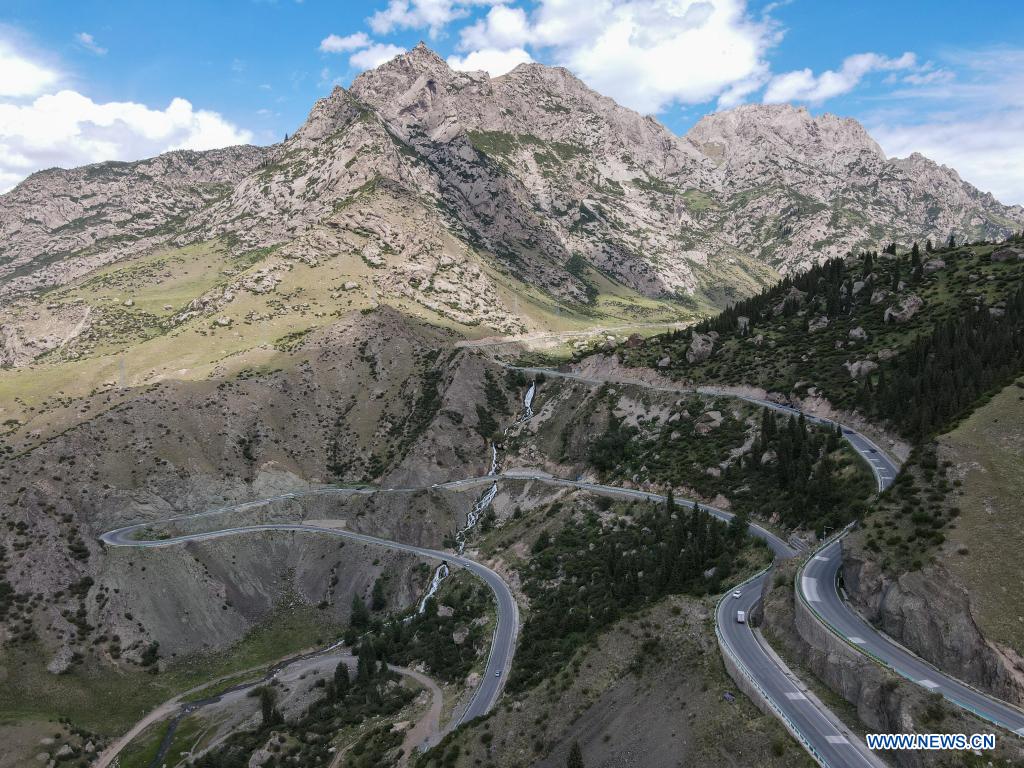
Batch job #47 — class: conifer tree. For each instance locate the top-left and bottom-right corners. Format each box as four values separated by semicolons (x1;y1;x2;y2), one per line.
567;742;585;768
351;593;370;629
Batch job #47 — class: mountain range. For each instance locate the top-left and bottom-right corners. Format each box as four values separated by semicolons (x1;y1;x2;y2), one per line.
2;43;1022;370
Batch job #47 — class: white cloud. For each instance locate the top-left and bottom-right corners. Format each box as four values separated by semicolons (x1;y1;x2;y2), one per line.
446;0;777;114
0;39;59;97
350;43;406;70
0;90;253;193
865;48;1024;206
448;46;532;76
368;0;495;36
763;51;916;104
319;32;372;53
458;5;531;51
75;32;107;56
873;112;1024;206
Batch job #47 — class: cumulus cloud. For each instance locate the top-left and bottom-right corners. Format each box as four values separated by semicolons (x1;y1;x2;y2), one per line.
319;32;372;53
0;39;59;97
318;31;405;72
350;43;406;70
447;46;532;76
369;0;496;37
0;90;253;193
75;32;107;56
763;51;916;104
458;5;531;51
445;0;777;114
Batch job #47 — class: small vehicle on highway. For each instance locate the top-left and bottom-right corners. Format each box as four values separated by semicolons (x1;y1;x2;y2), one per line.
495;671;500;677
732;590;742;599
736;610;746;624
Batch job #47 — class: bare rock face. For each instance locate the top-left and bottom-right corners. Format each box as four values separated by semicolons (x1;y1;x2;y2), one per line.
843;549;1024;707
923;259;946;273
0;43;1022;349
689;108;1024;274
0;146;268;299
849;326;868;342
884;294;924;323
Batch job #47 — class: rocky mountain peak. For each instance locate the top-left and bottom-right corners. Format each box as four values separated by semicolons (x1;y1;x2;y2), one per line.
1;43;1022;347
687;103;885;170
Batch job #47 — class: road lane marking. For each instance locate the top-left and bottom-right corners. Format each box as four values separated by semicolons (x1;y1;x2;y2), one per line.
849;637;866;644
785;692;808;700
813;555;829;561
826;735;849;744
919;679;939;689
802;576;821;602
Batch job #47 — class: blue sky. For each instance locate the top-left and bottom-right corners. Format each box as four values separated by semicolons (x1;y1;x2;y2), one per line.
2;1;1023;203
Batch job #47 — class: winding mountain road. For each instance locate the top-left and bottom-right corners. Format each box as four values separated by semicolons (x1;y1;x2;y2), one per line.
516;365;1024;756
100;520;519;728
98;361;1023;767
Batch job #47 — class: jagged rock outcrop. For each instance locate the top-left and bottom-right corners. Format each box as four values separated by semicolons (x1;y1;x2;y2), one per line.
842;548;1024;707
759;559;1021;768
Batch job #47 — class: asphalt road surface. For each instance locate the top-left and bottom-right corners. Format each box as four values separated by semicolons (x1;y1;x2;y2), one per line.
101;519;518;726
803;537;1024;738
99;361;1023;766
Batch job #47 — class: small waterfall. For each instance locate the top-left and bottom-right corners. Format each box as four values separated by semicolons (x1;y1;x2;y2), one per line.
488;443;499;476
522;381;536;420
418;563;450;614
457;482;498;553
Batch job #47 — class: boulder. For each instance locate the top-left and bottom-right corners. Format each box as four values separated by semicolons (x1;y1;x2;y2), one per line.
736;316;750;333
47;646;74;675
656;355;671;368
686;332;715;363
772;285;806;315
694;410;723;435
852;280;866;295
869;288;890;306
848;326;868;342
342;281;360;291
884;294;923;323
991;246;1023;262
807;316;829;332
845;359;878;379
923;259;946;273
